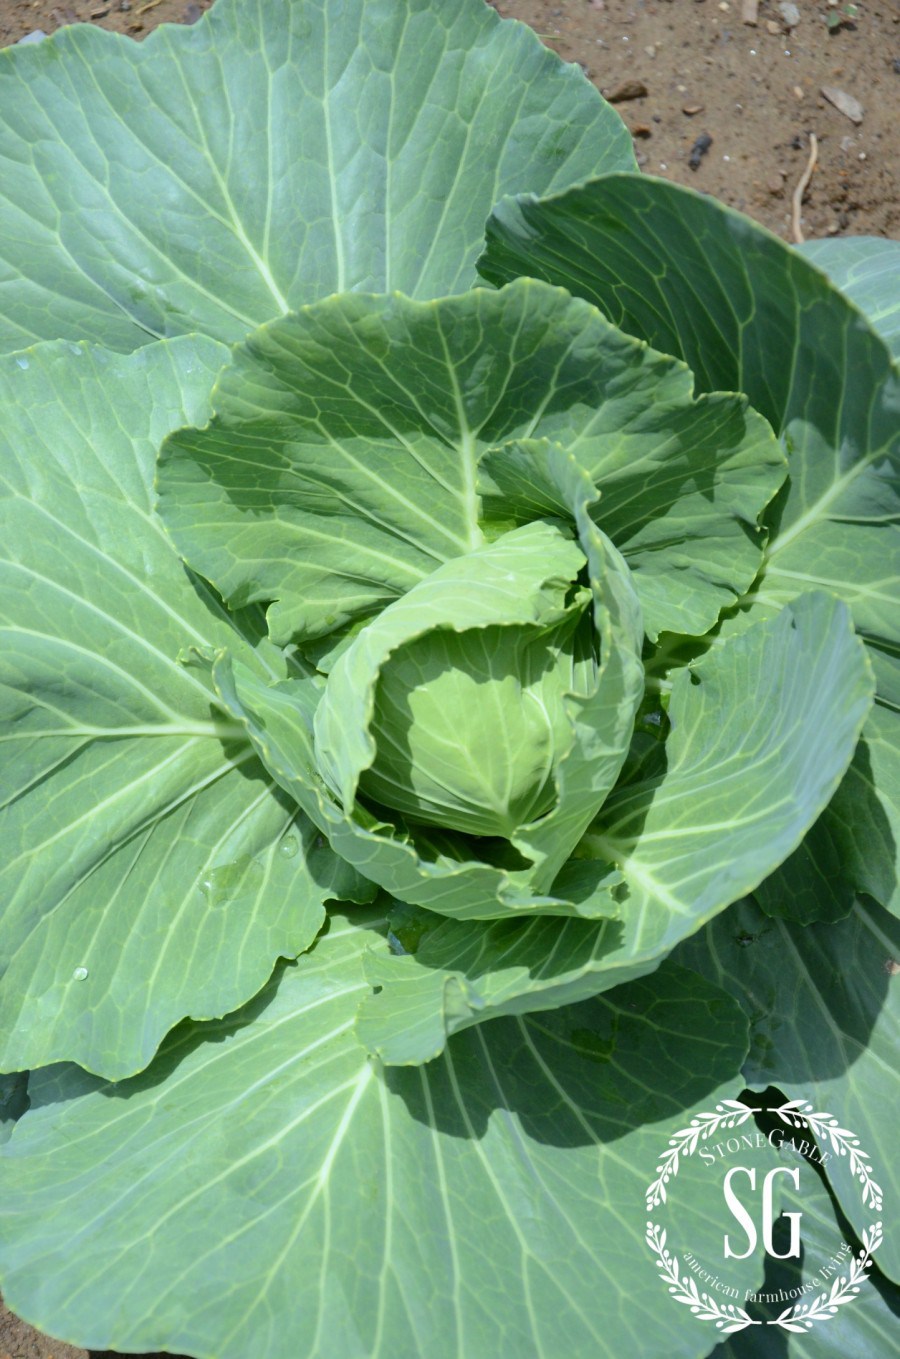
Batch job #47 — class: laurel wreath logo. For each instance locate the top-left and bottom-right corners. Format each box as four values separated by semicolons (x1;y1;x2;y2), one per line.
645;1098;884;1335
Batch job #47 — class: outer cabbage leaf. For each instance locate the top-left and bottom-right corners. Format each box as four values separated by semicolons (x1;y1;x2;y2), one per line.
676;895;900;1284
799;237;900;362
158;282;785;645
355;904;626;1065
0;0;634;354
755;702;899;923
577;594;871;939
0;338;371;1079
0;908;756;1359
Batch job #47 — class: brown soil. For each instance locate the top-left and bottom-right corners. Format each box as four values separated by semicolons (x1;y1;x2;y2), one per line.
493;0;900;241
0;0;213;43
0;0;897;1357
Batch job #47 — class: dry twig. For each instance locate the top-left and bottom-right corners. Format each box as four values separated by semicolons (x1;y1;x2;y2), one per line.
791;132;818;244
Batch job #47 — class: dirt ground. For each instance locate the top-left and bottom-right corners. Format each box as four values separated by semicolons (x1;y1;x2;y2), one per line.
0;0;897;1357
494;0;900;240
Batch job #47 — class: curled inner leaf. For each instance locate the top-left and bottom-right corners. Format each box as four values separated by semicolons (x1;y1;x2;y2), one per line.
359;610;594;837
313;519;596;843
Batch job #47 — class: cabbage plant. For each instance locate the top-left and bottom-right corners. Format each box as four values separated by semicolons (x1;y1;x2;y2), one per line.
0;2;897;1356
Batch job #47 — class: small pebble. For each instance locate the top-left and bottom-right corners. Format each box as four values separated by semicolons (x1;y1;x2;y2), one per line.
607;78;649;103
821;85;864;123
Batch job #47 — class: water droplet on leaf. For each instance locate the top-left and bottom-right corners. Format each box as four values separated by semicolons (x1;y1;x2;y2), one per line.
280;835;299;859
199;857;261;908
72;966;88;982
